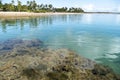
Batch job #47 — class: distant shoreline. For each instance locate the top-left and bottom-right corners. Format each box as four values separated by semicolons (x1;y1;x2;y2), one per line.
0;12;120;18
84;12;120;14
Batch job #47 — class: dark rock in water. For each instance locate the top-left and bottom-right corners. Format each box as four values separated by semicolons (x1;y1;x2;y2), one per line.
0;39;120;80
0;39;43;54
92;64;112;75
23;39;43;47
4;39;23;44
2;39;23;50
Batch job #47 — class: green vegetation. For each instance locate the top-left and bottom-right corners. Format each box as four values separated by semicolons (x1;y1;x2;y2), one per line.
0;0;84;13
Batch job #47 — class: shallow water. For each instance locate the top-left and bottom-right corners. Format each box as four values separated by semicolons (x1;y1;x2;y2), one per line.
0;14;120;74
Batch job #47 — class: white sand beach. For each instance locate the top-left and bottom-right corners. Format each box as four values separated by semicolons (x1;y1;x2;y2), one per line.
0;12;82;17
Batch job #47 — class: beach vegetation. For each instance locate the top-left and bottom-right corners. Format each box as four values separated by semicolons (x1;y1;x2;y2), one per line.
0;0;3;10
0;0;84;13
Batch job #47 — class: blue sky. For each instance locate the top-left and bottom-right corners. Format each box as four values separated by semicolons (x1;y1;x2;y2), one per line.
2;0;120;12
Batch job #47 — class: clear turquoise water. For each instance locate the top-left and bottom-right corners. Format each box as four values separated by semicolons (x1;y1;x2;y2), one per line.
0;14;120;74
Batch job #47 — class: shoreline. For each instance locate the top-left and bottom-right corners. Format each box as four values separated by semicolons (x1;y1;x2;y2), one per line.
0;12;83;17
0;12;120;18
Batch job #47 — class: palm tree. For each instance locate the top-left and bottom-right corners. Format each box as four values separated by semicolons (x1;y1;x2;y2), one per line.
32;0;37;10
0;0;2;10
17;0;22;11
27;1;29;6
26;1;30;10
49;4;52;8
40;4;43;9
48;4;53;11
45;4;48;9
11;0;14;5
10;0;15;11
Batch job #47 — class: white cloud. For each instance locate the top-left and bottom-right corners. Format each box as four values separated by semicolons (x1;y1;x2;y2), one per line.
82;4;94;11
74;4;79;7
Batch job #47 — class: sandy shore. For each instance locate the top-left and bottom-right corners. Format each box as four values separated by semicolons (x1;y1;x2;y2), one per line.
0;12;82;17
0;12;119;18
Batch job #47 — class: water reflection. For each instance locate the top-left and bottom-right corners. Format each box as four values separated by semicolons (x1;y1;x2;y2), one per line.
96;52;120;74
116;15;120;24
82;14;92;24
0;14;85;33
108;38;120;53
0;19;16;32
69;14;83;23
0;16;54;32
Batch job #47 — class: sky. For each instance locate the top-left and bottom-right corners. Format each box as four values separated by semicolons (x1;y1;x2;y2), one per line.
2;0;120;12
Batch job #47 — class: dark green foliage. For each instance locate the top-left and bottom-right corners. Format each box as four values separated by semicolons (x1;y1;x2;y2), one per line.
68;7;84;13
54;7;68;12
0;0;2;9
0;0;84;13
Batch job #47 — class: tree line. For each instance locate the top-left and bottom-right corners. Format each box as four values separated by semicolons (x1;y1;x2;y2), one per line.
0;0;84;13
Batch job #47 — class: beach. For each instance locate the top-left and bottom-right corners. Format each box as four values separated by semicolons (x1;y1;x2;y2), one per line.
0;12;119;18
0;12;82;17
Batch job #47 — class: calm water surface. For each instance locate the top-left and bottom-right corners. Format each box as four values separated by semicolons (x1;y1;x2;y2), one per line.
0;14;120;74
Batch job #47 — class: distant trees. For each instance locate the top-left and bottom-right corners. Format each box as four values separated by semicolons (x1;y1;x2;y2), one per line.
68;7;84;13
53;7;84;13
0;0;84;13
54;7;68;12
0;0;15;11
26;0;37;11
0;0;3;10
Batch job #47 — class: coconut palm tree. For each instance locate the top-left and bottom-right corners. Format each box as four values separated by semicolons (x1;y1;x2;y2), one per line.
0;0;2;10
17;0;22;11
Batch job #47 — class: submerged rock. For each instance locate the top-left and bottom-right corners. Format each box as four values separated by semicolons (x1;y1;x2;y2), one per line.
0;39;120;80
0;39;43;55
0;39;43;49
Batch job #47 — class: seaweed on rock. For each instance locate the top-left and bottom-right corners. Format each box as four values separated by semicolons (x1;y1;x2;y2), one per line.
0;39;120;80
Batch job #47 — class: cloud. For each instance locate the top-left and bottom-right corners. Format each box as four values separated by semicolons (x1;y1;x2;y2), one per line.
82;4;94;11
